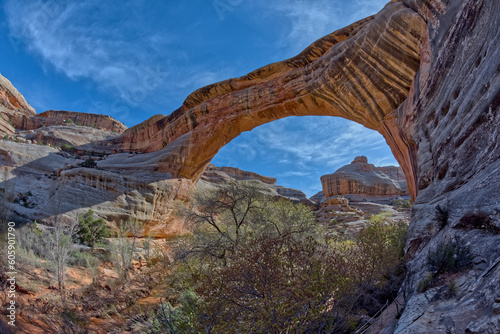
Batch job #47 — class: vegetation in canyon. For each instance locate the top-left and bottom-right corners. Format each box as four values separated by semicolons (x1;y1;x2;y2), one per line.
0;180;408;333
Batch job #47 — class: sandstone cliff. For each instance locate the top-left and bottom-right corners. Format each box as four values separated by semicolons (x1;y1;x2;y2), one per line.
0;74;126;136
15;110;128;133
0;136;310;237
107;1;426;202
201;164;277;185
320;156;409;200
0;74;36;136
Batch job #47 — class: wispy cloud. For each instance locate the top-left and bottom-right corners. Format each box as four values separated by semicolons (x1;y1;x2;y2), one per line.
249;117;387;169
252;0;389;53
3;0;234;120
277;170;311;178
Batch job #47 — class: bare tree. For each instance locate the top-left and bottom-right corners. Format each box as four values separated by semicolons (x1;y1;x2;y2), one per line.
45;181;77;291
142;230;155;266
0;167;12;232
178;180;267;263
113;218;144;282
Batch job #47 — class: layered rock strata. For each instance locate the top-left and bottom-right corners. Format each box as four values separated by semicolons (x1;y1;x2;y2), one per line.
0;74;126;136
0;140;309;236
0;74;36;136
320;156;409;199
15;110;127;133
201;164;277;184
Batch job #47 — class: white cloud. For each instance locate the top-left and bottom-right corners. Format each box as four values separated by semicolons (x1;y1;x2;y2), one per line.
5;1;160;99
253;0;389;53
247;117;388;170
277;170;311;177
3;0;233;116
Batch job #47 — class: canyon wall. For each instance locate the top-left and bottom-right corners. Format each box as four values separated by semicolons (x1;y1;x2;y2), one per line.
0;74;36;136
0;76;126;136
15;110;128;133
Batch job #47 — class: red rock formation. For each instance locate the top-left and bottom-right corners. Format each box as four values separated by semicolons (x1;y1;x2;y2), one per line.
103;0;499;330
0;73;126;136
320;156;409;199
201;164;277;184
15;110;127;133
1;0;499;330
0;74;36;136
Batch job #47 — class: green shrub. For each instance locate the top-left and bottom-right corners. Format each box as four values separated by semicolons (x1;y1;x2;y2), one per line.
394;199;412;210
369;211;393;224
80;158;97;168
427;237;472;275
76;209;109;247
435;205;449;229
157;289;199;333
61;144;75;153
447;280;458;297
417;271;434;292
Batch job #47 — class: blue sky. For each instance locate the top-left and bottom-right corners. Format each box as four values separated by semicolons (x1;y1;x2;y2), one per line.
0;0;397;196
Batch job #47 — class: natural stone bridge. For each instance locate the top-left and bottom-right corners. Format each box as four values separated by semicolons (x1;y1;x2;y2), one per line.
112;0;426;201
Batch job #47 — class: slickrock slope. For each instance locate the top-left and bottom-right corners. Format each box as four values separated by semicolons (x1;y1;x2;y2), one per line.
320;156;409;200
199;164;311;203
0;73;126;136
201;164;277;185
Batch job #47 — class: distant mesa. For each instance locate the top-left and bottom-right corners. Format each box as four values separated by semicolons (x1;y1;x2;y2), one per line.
200;164;311;205
0;75;126;136
320;156;409;201
201;164;277;185
16;110;128;134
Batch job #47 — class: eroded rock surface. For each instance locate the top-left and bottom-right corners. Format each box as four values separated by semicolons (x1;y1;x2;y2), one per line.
0;74;36;136
102;0;499;331
0;140;310;237
16;110;127;133
320;156;409;200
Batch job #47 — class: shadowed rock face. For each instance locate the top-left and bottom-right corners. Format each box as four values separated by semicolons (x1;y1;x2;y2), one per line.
110;0;426;201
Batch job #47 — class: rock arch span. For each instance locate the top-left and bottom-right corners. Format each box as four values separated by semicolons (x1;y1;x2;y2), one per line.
111;1;426;201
